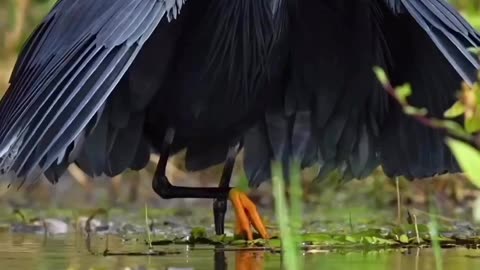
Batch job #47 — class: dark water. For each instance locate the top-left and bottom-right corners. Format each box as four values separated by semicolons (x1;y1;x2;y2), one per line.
1;232;480;270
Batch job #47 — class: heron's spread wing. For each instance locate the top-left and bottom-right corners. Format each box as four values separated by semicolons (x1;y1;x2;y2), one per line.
377;0;480;178
0;0;186;185
244;0;480;186
384;0;480;83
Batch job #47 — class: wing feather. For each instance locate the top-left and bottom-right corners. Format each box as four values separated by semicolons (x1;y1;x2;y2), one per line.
0;0;187;185
378;0;480;178
385;0;480;83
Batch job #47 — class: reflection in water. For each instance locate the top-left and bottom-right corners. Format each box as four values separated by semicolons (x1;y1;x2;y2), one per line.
214;248;266;270
234;250;265;270
214;249;227;270
1;233;480;270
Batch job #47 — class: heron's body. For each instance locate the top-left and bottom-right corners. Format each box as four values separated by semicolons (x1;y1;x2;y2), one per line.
143;0;289;169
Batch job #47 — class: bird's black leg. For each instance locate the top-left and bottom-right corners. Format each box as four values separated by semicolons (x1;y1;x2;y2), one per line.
214;143;241;235
151;127;232;199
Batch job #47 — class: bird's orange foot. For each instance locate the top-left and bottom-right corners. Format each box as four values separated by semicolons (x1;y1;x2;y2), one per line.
229;188;270;240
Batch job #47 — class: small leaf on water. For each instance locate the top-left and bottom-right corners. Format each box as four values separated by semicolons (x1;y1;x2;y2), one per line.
230;239;248;246
364;236;375;244
249;238;268;246
211;234;232;244
446;138;480;188
345;235;357;243
190;227;207;239
444;101;465;118
373;237;398;245
399;234;410;244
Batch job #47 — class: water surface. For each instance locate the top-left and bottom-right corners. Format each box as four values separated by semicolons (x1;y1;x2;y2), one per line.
1;232;480;270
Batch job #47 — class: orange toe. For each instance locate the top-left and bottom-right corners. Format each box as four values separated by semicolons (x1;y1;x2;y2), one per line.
229;188;270;240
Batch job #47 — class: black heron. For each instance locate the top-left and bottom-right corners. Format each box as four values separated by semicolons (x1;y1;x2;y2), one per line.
0;0;286;240
0;0;479;240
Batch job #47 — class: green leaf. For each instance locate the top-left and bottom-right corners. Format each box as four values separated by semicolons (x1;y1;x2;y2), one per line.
434;120;472;140
395;84;412;103
444;101;465;118
373;67;389;87
466;116;480;133
446;138;480;187
403;105;427;116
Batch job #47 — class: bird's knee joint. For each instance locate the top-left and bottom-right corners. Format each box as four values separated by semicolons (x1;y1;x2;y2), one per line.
152;176;175;199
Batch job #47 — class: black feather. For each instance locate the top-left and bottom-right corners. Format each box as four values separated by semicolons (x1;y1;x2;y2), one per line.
0;0;186;186
378;0;480;178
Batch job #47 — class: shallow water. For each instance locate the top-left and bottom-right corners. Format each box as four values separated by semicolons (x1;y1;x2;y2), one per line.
1;232;480;270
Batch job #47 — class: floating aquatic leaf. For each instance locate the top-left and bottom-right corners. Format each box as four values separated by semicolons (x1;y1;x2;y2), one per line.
190;227;207;239
399;234;409;244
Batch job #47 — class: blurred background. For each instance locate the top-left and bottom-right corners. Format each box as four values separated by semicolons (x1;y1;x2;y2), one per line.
0;0;480;222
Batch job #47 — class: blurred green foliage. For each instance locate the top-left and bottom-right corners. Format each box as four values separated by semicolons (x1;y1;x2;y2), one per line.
450;0;480;11
0;0;56;92
0;0;56;55
444;78;480;187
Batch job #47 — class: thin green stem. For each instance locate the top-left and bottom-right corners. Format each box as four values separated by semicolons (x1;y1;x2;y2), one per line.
272;162;300;270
